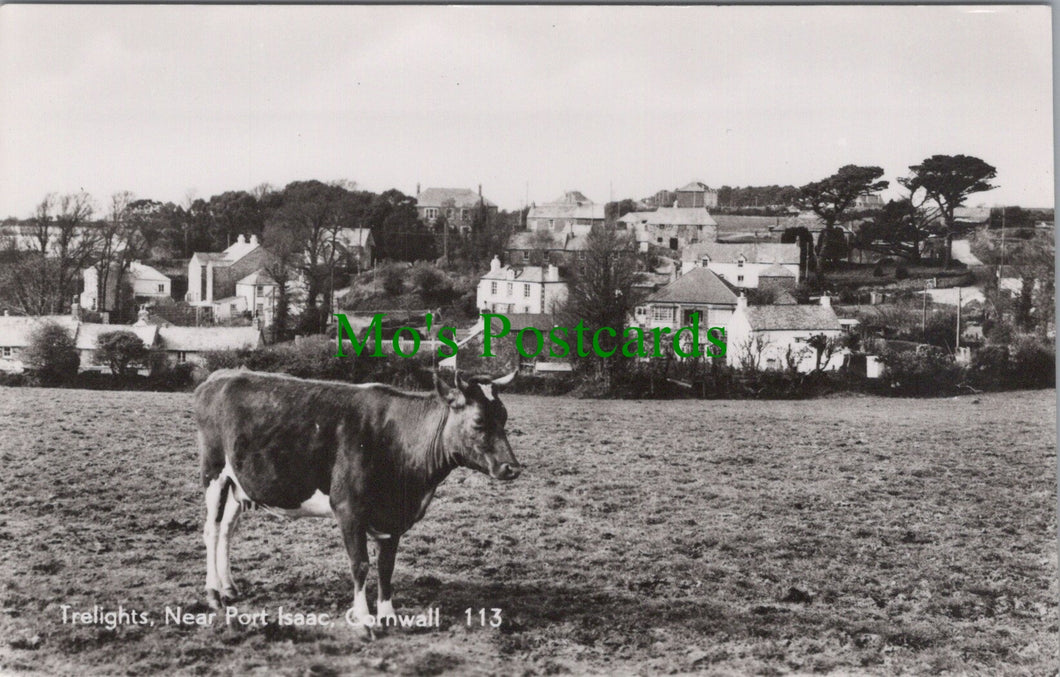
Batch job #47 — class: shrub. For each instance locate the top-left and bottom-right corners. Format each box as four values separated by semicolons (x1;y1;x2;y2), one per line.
880;347;963;396
22;322;79;385
411;263;455;306
1009;337;1055;389
95;330;150;377
378;263;406;296
895;262;909;280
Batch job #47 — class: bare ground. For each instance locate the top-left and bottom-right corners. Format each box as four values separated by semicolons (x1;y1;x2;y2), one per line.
0;387;1055;675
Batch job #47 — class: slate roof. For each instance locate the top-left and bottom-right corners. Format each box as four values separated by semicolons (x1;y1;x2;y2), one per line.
158;326;262;352
744;305;841;332
507;231;566;251
645;267;738;306
676;181;714;192
528;191;605;221
0;316;78;347
759;263;797;277
237;269;278;286
417;188;495;209
683;241;801;265
480;265;563;283
618;207;718;228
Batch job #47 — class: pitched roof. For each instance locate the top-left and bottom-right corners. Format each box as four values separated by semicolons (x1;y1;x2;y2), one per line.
237;269;278;287
158;326;262;352
759;262;797;277
128;261;170;282
683;241;800;265
481;265;562;283
0;315;78;347
743;305;841;331
507;231;566;251
417;188;495;209
676;181;714;192
645;267;739;306
528;191;605;221
618;207;718;228
338;227;374;247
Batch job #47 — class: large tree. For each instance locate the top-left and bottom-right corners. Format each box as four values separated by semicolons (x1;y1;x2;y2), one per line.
799;165;889;272
899;154;997;267
558;224;641;383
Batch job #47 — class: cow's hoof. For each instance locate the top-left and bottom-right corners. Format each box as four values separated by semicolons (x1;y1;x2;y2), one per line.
206;589;223;611
351;620;376;641
221;590;240;607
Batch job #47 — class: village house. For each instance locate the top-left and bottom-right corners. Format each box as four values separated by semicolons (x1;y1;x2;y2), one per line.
416;186;496;228
504;230;591;270
681;241;801;289
726;294;844;373
525;191;606;235
186;234;274;321
156;325;263;367
632;267;739;353
234;270;279;327
0;309;157;374
476;256;568;315
81;261;172;313
674;181;719;208
618;207;718;253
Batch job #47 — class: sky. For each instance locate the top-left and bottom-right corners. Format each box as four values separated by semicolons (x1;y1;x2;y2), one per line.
0;5;1053;218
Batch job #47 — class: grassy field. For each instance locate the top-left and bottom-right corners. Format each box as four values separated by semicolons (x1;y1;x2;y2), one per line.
0;387;1055;675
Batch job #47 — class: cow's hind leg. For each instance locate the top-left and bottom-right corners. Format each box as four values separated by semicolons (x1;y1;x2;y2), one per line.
334;502;373;635
200;430;227;610
376;536;400;623
202;474;225;610
215;479;244;605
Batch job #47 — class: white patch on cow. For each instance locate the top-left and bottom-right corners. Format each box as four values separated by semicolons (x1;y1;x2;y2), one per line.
353;586;371;621
221;461;332;519
366;526;392;540
216;487;243;595
376;599;395;620
203;476;222;592
479;383;494;401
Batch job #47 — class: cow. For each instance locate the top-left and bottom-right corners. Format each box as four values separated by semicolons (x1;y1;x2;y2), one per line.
193;368;521;630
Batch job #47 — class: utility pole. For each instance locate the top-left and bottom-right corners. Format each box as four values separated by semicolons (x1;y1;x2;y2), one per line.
922;278;928;342
956;286;961;351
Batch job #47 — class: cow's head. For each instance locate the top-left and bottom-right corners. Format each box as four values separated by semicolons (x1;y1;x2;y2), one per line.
435;370;521;481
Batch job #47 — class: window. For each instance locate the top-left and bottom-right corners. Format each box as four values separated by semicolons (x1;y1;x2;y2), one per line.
523;306;530;313
652;306;673;322
490;281;498;295
737;275;745;284
425;207;438;220
1;347;11;358
257;285;264;295
255;303;263;317
737;258;744;268
157;284;165;293
177;351;188;363
635;306;647;318
523;284;531;298
506;282;513;296
521;250;530;262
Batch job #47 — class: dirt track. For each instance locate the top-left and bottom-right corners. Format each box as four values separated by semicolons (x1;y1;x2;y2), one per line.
0;387;1055;675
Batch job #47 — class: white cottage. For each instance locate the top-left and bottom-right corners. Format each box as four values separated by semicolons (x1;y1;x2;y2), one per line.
726;294;844;372
476;256;569;315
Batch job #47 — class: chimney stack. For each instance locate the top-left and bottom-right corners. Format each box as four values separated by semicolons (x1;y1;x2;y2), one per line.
416;183;421;197
820;293;831;308
71;298;80;320
249;234;258;245
736;293;748;310
237;234;246;244
489;255;501;273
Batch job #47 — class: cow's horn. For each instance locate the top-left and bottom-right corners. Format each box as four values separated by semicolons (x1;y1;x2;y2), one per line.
492;369;517;387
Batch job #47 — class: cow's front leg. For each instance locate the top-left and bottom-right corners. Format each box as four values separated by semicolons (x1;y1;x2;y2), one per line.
376;536;400;623
334;502;373;633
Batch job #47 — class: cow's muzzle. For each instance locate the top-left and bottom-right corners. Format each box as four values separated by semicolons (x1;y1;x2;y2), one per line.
491;462;522;481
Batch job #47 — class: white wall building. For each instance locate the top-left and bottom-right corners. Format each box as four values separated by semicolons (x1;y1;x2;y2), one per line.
476;256;569;315
632;267;738;355
681;241;801;289
726;294;844;372
81;261;172;312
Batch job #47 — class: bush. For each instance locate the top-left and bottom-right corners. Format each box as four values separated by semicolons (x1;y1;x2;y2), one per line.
378;263;407;296
895;262;909;280
1009;337;1055;389
95;330;150;377
880;347;963;396
22;322;79;385
411;263;455;307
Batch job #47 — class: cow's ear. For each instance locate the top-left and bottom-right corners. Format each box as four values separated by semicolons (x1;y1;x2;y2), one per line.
491;369;517;390
434;371;466;408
